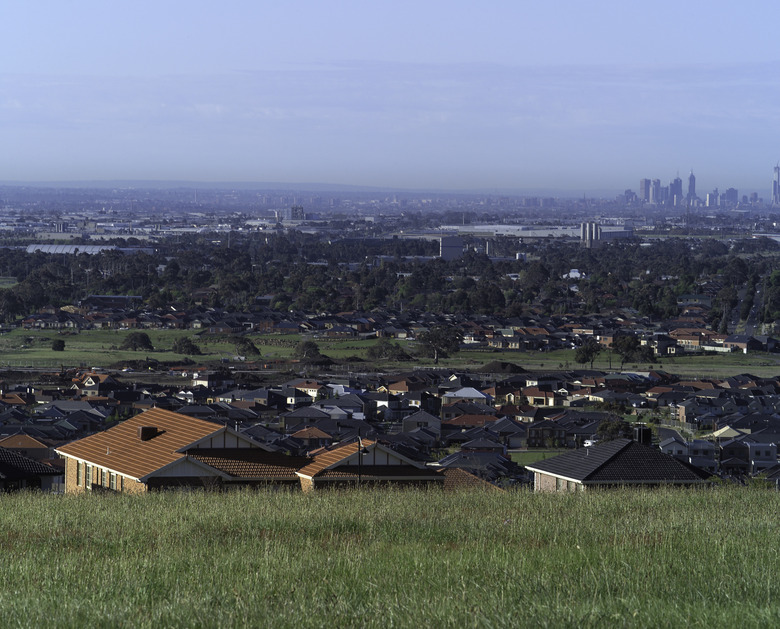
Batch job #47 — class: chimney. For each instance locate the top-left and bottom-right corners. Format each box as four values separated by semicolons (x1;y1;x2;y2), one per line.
138;426;157;441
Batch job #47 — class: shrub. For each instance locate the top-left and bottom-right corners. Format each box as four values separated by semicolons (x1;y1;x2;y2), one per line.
120;332;154;351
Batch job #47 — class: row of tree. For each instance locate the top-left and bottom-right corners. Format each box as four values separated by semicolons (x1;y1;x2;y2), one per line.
0;232;777;326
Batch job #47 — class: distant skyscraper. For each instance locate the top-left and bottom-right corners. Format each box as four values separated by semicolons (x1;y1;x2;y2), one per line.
773;164;780;205
650;179;661;203
639;178;650;201
687;171;696;201
670;175;683;205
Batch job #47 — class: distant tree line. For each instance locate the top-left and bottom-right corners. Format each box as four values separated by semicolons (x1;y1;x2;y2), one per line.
0;231;778;327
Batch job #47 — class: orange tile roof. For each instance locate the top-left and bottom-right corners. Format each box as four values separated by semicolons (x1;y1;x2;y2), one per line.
291;426;332;440
0;394;31;406
56;408;225;480
441;468;503;491
0;434;48;449
296;440;376;479
187;449;310;480
314;466;441;480
442;414;499;427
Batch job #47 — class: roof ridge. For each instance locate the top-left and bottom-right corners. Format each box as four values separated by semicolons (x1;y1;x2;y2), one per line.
581;438;636;480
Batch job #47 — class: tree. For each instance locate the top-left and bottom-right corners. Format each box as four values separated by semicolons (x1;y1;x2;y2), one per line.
172;337;202;356
233;336;260;356
294;340;322;361
595;416;633;441
613;334;640;370
415;326;463;364
51;339;65;352
575;337;602;369
366;337;411;361
120;332;154;351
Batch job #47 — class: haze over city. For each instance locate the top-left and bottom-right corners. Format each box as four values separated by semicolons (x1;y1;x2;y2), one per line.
3;1;780;196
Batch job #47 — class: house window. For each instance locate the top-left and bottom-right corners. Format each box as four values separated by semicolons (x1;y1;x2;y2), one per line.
101;468;107;487
76;461;82;486
120;476;124;492
85;464;92;489
110;473;116;491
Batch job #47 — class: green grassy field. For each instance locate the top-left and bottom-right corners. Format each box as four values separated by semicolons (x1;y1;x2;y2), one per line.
2;487;779;628
0;329;241;369
1;327;779;378
510;449;570;466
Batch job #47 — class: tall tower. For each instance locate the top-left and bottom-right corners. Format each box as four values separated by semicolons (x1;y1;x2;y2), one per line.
639;179;650;201
670;174;683;206
650;179;661;204
773;164;780;205
687;170;696;202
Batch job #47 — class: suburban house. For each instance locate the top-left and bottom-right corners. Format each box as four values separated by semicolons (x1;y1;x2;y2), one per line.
0;434;53;461
0;447;62;491
71;372;119;397
295;439;443;491
56;408;278;493
526;438;712;492
719;436;778;475
401;410;441;435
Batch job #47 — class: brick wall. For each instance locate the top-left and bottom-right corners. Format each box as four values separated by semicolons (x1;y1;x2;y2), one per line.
534;472;585;492
64;457;83;494
62;457;147;494
120;475;147;494
299;476;314;492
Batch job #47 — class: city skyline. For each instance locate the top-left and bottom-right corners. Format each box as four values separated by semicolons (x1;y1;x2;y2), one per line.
3;2;780;194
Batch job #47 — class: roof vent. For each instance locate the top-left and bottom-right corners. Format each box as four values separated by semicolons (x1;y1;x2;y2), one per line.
138;426;157;441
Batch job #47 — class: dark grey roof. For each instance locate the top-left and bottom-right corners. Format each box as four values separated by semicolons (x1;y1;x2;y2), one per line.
403;410;441;424
0;447;61;480
282;407;330;420
526;439;711;484
759;463;780;481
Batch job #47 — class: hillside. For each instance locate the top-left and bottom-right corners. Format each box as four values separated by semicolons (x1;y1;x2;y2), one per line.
1;487;778;628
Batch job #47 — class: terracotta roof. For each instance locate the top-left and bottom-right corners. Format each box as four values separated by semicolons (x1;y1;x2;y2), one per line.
297;440;375;479
296;439;438;482
0;394;31;406
291;426;332;440
442;414;498;427
440;467;503;491
187;449;310;480
0;434;48;449
56;408;225;480
313;466;441;480
73;372;114;384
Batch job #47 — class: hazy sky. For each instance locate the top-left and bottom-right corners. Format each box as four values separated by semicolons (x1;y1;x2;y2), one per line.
3;1;780;195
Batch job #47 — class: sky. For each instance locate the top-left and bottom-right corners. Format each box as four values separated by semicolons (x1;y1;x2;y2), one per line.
3;1;780;196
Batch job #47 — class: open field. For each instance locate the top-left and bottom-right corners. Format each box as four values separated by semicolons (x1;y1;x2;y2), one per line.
510;449;570;466
2;487;779;628
0;329;241;369
1;328;779;379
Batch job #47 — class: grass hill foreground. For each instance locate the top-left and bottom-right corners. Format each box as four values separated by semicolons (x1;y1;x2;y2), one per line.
2;486;779;628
